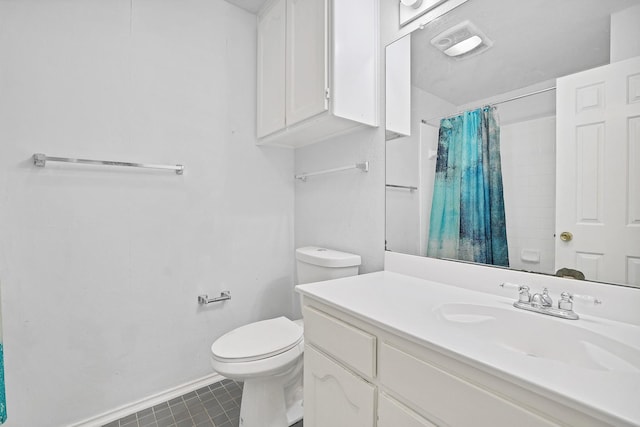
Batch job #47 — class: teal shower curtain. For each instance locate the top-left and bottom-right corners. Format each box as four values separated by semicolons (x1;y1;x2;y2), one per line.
427;107;509;267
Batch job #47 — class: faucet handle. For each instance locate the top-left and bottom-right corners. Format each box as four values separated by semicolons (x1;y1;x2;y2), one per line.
499;282;531;302
558;292;573;311
499;282;520;290
559;291;602;308
519;285;531;303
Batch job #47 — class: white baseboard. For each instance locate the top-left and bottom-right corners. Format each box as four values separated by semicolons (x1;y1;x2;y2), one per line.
67;373;225;427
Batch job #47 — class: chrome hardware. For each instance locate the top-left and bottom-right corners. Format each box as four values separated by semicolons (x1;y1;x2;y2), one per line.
530;288;553;308
558;292;573;311
502;283;580;320
559;231;573;242
295;161;369;182
386;184;418;191
198;291;231;305
33;153;185;175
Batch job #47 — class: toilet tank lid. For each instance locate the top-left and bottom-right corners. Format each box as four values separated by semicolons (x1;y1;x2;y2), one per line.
295;246;361;268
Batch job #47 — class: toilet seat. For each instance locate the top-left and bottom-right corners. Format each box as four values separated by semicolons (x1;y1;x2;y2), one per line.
211;317;303;363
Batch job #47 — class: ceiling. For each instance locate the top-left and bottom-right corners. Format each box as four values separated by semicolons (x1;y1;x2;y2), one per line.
224;0;266;14
410;0;640;105
225;0;640;105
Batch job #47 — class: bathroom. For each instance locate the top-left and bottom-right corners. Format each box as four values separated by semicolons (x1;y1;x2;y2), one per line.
0;0;638;427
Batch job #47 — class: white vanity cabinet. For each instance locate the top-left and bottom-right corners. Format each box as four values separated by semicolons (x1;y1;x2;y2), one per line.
301;298;618;427
256;0;378;148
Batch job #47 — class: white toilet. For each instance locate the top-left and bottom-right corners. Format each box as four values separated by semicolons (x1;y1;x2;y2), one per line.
210;246;361;427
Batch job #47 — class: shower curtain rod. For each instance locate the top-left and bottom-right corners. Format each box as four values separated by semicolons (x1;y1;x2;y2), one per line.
422;86;556;125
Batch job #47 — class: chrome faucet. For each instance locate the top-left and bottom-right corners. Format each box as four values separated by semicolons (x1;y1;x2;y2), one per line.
499;283;602;320
530;288;553;308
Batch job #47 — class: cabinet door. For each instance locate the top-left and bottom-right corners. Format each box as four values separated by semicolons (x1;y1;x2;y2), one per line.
385;34;411;137
257;0;286;138
286;0;328;126
304;346;375;427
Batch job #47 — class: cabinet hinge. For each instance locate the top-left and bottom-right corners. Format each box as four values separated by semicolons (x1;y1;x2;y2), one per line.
325;87;331;99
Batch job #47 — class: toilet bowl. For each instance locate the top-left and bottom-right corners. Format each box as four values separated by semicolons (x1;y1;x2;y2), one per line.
210;247;361;427
211;317;304;426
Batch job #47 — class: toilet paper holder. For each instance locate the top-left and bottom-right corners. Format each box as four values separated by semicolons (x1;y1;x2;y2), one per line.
198;291;231;305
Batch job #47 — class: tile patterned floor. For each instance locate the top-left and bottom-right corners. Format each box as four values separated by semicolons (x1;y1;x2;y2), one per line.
103;379;303;427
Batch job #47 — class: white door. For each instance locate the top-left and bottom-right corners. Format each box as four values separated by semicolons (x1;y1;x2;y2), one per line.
556;56;640;286
286;0;328;126
257;0;286;138
304;346;375;427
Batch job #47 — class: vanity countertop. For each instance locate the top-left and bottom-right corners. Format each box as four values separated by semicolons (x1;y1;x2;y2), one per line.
296;271;640;427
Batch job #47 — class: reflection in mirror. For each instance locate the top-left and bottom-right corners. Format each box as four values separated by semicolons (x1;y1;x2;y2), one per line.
385;0;640;287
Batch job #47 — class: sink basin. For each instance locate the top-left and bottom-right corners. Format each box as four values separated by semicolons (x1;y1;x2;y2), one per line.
434;303;640;373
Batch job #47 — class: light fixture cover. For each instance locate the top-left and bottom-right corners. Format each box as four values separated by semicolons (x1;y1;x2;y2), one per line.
443;35;483;56
430;20;493;59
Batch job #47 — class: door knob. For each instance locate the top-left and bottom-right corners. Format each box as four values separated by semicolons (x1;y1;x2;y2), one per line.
560;231;573;242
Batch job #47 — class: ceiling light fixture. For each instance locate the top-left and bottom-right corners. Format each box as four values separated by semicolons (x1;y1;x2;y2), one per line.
443;35;483;56
430;20;493;60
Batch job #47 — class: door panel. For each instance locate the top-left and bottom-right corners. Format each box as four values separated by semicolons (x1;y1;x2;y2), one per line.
556;56;640;286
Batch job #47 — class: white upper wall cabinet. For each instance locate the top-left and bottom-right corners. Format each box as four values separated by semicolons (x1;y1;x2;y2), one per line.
385;34;411;139
256;0;378;148
257;0;287;137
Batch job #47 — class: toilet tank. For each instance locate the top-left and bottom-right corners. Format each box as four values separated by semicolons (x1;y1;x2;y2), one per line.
295;246;361;285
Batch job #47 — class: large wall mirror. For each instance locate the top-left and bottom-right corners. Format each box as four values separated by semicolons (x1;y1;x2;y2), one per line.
385;0;640;288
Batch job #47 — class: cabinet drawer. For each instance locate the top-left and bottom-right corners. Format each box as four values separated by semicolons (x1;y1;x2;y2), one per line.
378;393;437;427
303;306;376;378
379;342;559;427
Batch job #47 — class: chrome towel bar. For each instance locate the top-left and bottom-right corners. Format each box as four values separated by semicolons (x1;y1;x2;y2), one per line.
33;153;185;175
386;184;417;191
198;291;231;305
295;161;369;182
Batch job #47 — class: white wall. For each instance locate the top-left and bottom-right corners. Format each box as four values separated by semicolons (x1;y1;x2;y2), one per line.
294;127;385;275
611;4;640;63
0;1;294;426
501;117;556;274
